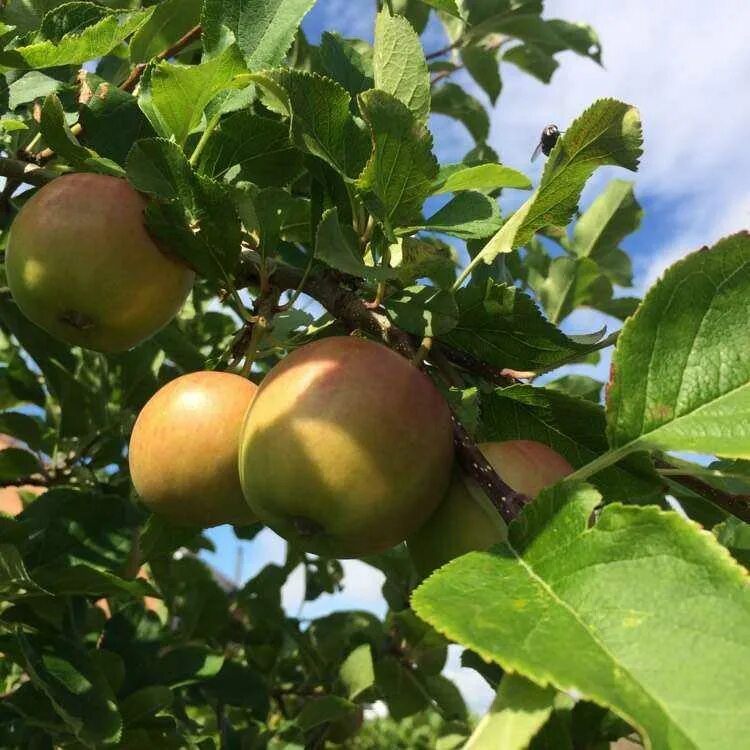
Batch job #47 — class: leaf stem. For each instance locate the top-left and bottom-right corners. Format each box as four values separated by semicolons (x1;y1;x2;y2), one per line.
189;112;221;167
563;443;638;483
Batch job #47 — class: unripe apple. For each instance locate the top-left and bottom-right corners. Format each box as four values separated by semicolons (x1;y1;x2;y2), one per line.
238;336;454;558
129;371;258;527
408;440;573;576
6;173;194;352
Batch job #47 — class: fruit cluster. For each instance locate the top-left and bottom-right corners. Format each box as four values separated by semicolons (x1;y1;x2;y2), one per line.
7;174;572;571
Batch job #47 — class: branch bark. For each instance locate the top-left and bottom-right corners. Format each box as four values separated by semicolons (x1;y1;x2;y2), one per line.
0;157;59;187
237;250;530;523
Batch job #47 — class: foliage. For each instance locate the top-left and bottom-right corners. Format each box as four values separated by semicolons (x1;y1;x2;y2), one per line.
0;0;746;748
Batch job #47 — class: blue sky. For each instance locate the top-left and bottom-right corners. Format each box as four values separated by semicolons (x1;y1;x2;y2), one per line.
203;0;750;710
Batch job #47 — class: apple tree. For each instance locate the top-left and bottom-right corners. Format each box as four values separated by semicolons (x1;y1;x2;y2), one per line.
0;0;747;748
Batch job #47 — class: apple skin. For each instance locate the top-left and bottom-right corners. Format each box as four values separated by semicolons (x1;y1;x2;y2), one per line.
238;336;454;558
129;371;258;527
6;173;194;352
408;440;573;577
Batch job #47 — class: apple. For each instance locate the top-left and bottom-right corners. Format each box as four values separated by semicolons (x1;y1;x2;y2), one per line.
408;440;573;576
129;371;258;527
238;336;454;558
5;173;194;352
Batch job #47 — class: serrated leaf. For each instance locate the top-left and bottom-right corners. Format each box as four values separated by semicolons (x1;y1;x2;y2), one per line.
465;674;555;750
138;44;247;145
250;69;369;178
544;375;603;403
503;43;558;83
202;0;316;69
39;93;93;165
475;99;642;266
420;0;461;15
461;43;502;104
479;384;662;502
433;162;531;194
357;88;438;228
0;5;152;68
129;0;201;63
339;643;375;700
374;9;430;125
572;179;643;260
18;632;123;746
126;137;193;202
386;285;458;337
79;80;155;167
413;483;750;750
531;255;613;325
389;236;457;288
197;111;303;187
315;207;394;281
440;281;606;373
544;19;602;64
6;70;61;109
607;231;750;459
406;191;502;239
320;31;373;97
431;82;489;143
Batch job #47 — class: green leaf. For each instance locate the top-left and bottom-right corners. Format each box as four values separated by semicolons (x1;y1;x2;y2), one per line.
120;686;173;726
0;543;37;592
0;447;41;481
138;44;247;145
479;384;662;502
390;236;457;288
385;285;458;337
129;0;201;63
440;281;606;373
197;111;303;187
503;43;558;83
0;411;43;450
339;643;375;700
433;163;531;194
250;69;369;178
545;19;602;64
374;9;430;125
7;70;62;109
475;99;642;266
32;563;158;599
531;256;613;325
319;32;373;97
39;93;93;165
315;207;394;281
461;44;502;104
79;80;155;167
126;137;193;202
409;191;502;239
420;0;461;16
357;88;438;228
202;0;316;69
572;179;643;260
544;375;603;403
465;674;555;750
413;483;750;750
0;6;152;68
156;646;224;687
296;695;355;732
18;632;122;746
607;231;750;459
431;82;489;143
375;655;429;720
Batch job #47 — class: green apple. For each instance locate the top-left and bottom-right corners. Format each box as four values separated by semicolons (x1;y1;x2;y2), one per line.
408;440;573;576
129;371;258;527
6;173;194;352
238;336;454;558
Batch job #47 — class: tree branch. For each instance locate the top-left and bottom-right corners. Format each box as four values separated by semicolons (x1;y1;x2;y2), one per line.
656;459;750;524
237;250;530;523
0;157;59;187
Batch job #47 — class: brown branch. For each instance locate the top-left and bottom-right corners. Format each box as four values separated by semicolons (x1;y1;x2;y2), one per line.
237;250;530;522
656;459;750;524
426;39;463;60
0;476;47;489
120;24;202;93
34;25;203;162
0;157;59;187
